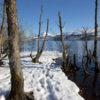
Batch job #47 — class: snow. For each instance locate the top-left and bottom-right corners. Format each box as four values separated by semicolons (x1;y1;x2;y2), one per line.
0;51;84;100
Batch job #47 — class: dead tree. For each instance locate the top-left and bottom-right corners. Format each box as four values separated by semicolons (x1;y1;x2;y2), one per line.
5;0;34;100
82;28;88;56
30;6;49;63
37;5;43;53
30;18;49;63
82;28;90;76
73;54;79;71
93;0;99;72
58;12;68;71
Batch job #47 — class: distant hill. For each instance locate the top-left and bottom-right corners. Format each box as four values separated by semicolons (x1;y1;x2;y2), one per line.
51;27;100;40
22;27;100;41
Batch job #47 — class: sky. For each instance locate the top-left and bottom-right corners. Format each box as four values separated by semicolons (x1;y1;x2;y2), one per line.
17;0;100;36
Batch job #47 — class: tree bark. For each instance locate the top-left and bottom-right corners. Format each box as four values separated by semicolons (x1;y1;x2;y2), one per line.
5;0;25;99
93;0;99;72
37;6;43;53
58;12;68;71
31;19;49;63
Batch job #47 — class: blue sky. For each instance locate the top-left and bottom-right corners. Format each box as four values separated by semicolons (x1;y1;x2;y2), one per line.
17;0;100;36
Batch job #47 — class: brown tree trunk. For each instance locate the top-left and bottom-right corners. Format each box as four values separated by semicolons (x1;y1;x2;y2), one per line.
40;18;49;53
31;18;49;63
82;28;89;75
5;0;25;99
37;6;43;53
58;12;68;71
93;0;99;72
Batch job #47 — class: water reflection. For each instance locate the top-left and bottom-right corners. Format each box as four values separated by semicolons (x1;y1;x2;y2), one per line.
20;40;100;62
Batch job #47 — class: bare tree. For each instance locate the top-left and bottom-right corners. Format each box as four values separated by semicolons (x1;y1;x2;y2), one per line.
93;0;99;72
30;6;49;63
58;12;68;71
30;18;49;63
82;28;88;56
5;0;34;99
82;28;89;76
37;5;43;53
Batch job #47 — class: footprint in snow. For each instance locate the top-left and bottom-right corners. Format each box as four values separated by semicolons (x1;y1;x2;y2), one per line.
46;79;58;100
39;78;45;88
46;70;53;79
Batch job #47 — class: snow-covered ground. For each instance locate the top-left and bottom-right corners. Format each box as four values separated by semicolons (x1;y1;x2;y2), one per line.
0;51;84;100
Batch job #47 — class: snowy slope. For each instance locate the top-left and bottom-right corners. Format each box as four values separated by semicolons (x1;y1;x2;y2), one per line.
0;51;84;100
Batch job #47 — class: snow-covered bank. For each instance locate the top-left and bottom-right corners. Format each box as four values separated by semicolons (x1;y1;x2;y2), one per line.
0;51;84;100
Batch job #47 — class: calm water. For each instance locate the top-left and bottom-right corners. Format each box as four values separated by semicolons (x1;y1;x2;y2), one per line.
21;39;100;100
20;40;100;62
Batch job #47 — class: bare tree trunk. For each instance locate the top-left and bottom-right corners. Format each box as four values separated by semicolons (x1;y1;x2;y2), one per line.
58;12;68;71
84;29;88;56
5;0;34;99
93;0;99;72
37;6;43;53
31;18;49;63
5;0;25;99
40;19;49;53
82;28;89;75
